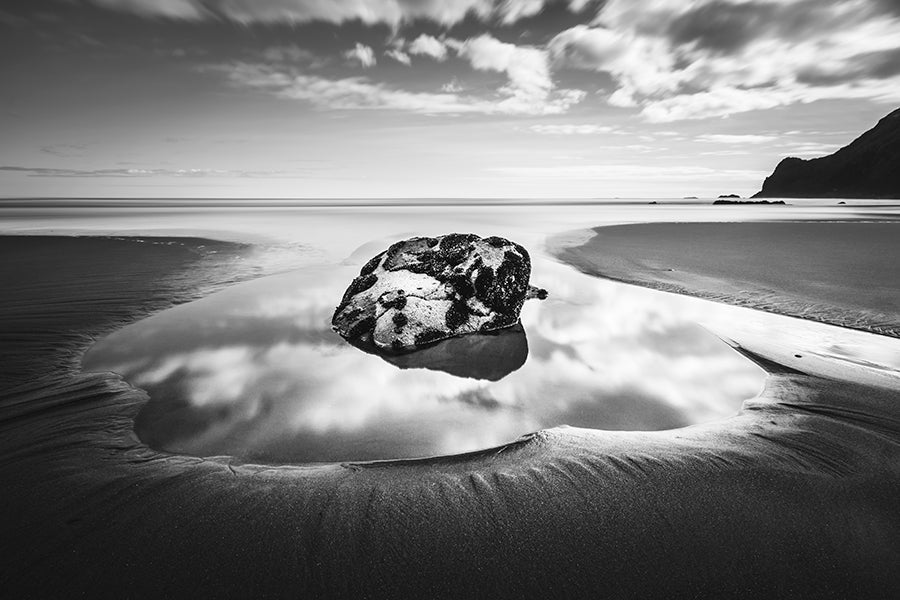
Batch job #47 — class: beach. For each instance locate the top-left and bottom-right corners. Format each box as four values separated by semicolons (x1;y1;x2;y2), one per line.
7;0;900;595
2;202;899;598
555;221;900;337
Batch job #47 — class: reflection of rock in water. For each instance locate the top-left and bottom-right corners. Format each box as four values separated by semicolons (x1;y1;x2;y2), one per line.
348;324;528;381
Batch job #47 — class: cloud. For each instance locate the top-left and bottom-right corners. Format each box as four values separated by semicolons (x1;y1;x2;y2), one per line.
345;43;376;68
385;48;411;65
548;24;630;70
699;150;752;157
234;66;483;113
217;61;582;115
665;0;780;55
84;0;599;26
454;34;585;115
40;143;89;157
528;124;616;135
89;0;205;19
0;166;299;178
261;45;326;67
0;9;31;27
548;0;900;121
215;32;587;116
372;33;587;114
696;134;778;144
489;164;767;181
441;79;464;93
637;80;900;122
549;24;678;106
775;141;842;158
408;34;449;61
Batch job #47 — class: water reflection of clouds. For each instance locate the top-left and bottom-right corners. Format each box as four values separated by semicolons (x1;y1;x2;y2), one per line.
525;261;764;419
84;258;766;463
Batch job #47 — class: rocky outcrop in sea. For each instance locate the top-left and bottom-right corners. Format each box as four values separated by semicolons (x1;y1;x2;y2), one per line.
754;107;900;199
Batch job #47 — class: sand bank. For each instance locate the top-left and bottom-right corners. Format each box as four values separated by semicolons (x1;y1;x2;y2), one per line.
553;221;900;337
1;234;899;598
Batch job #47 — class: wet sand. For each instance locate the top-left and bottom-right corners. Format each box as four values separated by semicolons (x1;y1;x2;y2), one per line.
555;222;900;337
2;233;899;598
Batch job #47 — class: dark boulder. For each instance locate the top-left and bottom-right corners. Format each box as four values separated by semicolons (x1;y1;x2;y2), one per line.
332;234;546;352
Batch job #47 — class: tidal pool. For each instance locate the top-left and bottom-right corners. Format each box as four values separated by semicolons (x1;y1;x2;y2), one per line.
84;252;768;464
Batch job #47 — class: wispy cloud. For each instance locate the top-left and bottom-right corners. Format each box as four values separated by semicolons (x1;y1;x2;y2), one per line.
88;0;900;124
213;32;587;116
0;166;303;178
408;34;449;61
385;48;411;66
528;124;617;135
40;143;90;157
226;65;485;113
217;62;583;116
441;79;464;93
452;34;586;115
84;0;595;26
695;134;778;144
0;8;29;27
489;164;767;181
699;150;753;157
775;141;843;158
344;43;376;68
548;0;900;121
261;45;330;69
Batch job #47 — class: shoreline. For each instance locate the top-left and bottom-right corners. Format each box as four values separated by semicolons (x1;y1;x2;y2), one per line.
552;221;900;339
1;232;899;598
0;235;262;387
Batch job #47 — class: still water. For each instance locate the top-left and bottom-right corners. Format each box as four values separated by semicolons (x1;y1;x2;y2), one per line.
69;201;898;464
83;249;767;463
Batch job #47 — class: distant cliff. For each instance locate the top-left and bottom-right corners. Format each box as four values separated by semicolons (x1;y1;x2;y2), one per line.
754;107;900;199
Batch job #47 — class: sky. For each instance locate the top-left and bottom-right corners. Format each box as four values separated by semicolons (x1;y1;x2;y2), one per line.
1;0;899;199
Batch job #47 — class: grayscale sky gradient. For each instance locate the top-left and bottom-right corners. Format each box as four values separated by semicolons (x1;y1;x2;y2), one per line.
2;0;899;198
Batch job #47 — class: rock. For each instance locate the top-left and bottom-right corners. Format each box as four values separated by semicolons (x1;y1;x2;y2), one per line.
717;194;742;199
713;199;785;205
526;286;548;300
332;234;546;352
754;107;900;199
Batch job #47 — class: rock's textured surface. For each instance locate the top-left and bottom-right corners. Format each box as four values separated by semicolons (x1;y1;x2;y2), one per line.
332;234;545;352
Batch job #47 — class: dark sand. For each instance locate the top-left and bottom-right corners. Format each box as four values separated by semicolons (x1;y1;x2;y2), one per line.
0;236;257;386
555;222;900;337
1;234;899;598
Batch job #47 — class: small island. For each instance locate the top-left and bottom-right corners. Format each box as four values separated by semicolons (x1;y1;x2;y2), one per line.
713;199;786;205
